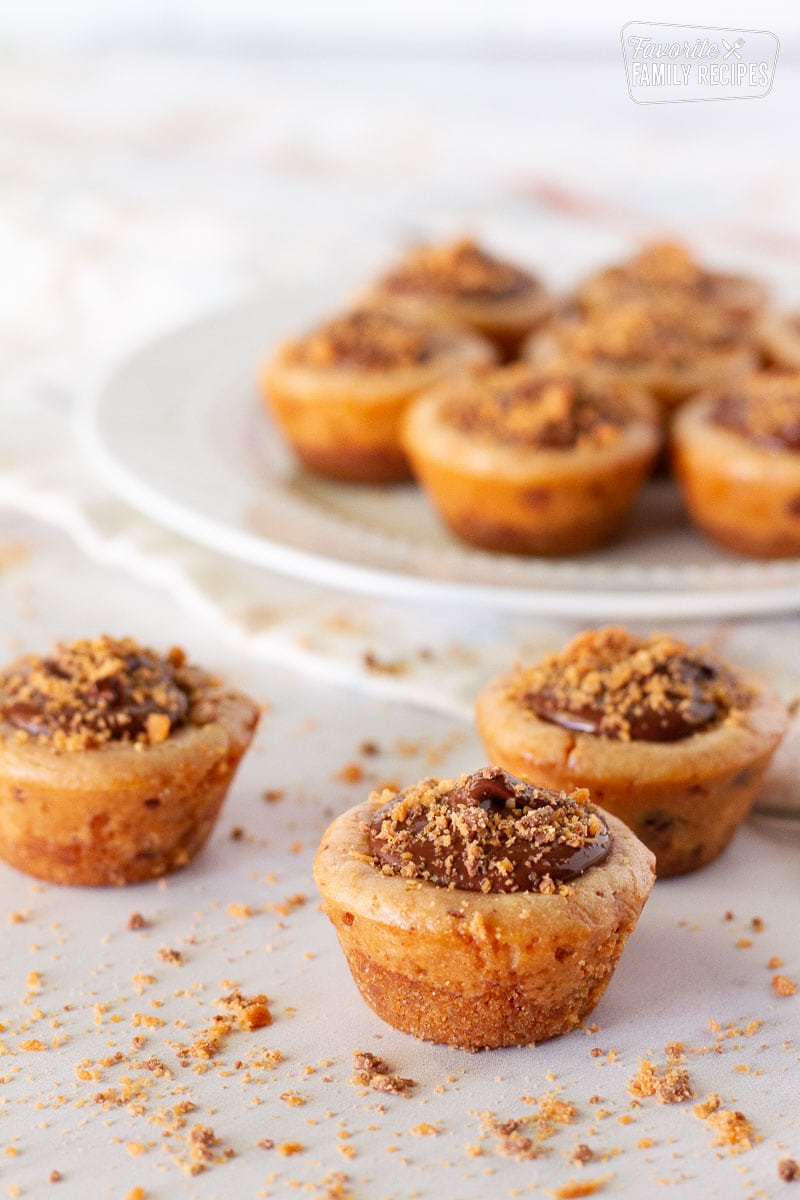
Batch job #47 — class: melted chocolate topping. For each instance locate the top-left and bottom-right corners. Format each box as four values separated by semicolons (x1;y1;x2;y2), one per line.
711;389;800;453
527;658;722;742
286;309;437;371
1;637;190;749
380;238;537;302
516;628;749;744
369;768;610;893
439;368;635;450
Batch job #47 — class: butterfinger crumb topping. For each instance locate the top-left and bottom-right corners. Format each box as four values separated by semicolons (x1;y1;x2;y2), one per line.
284;308;439;370
711;373;800;453
368;767;609;893
0;636;198;751
627;241;704;287
438;365;646;450
379;237;539;301
554;296;740;366
580;241;763;315
516;626;752;743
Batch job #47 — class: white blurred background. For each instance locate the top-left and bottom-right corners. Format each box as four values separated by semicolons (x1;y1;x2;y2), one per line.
3;0;800;411
2;0;800;55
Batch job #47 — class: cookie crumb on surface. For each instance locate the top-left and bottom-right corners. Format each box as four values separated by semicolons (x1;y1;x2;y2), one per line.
482;1116;541;1162
664;1041;685;1061
627;1059;657;1098
351;1050;414;1096
654;1068;694;1105
173;1124;232;1175
779;1157;800;1182
570;1143;595;1165
155;947;183;965
693;1094;721;1119
772;974;797;997
694;1101;756;1154
548;1176;612;1198
537;1091;578;1135
277;1142;304;1157
362;651;406;676
479;1097;578;1161
218;991;272;1031
334;762;364;785
629;1059;693;1104
127;912;148;931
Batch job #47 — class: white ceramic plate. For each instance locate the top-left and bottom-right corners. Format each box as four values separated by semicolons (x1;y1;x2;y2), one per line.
83;293;800;619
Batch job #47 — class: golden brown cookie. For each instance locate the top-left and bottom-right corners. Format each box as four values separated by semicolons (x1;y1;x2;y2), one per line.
756;310;800;370
402;363;659;555
314;767;655;1051
476;628;788;877
526;295;756;419
0;636;259;885
262;307;493;483
575;240;767;328
365;237;553;359
672;373;800;558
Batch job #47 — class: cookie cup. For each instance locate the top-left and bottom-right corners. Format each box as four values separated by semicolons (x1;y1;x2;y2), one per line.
526;326;755;418
476;673;787;877
402;387;659;555
0;685;259;886
262;329;493;483
575;268;767;330
672;396;800;558
756;311;800;370
367;286;553;361
313;798;654;1051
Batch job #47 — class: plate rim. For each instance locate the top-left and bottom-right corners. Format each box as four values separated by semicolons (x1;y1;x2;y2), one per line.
78;293;800;620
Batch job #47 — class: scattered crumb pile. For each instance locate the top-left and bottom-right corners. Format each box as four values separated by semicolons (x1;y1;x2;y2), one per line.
351;1050;415;1096
693;1094;757;1154
627;1058;695;1105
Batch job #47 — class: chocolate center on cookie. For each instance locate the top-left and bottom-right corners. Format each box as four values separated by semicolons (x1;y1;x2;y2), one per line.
1;636;190;750
518;627;749;743
380;237;537;302
711;383;800;453
439;369;633;450
287;309;437;371
369;767;610;893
